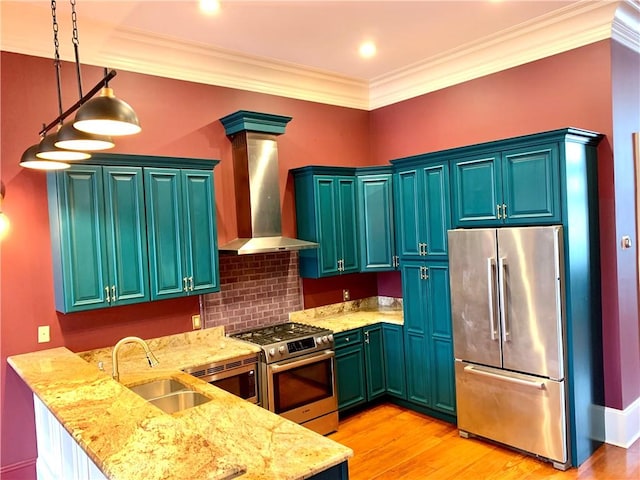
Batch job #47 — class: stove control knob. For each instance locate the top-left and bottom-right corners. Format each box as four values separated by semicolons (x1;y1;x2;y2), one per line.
327;334;334;342
322;336;328;343
268;348;275;357
316;337;323;345
278;346;285;354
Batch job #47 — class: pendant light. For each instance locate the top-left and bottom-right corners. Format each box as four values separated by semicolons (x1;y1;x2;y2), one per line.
36;0;91;162
73;68;141;136
54;0;115;152
19;144;71;170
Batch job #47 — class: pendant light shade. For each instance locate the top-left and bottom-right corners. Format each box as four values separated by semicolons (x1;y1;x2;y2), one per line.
36;132;92;161
74;87;141;136
20;145;70;170
54;122;115;151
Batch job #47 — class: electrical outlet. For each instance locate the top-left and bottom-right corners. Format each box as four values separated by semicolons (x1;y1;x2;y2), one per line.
343;289;350;301
38;326;50;343
192;314;201;330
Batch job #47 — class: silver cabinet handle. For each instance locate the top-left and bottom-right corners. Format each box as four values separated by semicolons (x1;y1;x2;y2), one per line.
497;204;502;219
424;266;429;279
487;258;499;341
105;286;111;303
420;265;429;280
183;277;188;292
189;276;194;291
364;331;370;344
502;203;507;218
111;285;116;302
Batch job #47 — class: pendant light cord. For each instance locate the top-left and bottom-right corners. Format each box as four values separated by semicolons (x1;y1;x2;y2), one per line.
70;0;84;99
50;0;64;127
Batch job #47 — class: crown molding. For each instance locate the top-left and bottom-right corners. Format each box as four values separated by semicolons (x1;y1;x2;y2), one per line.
368;0;626;109
1;1;633;112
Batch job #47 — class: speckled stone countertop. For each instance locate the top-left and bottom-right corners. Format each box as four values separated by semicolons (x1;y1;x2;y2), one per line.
7;327;353;480
289;296;403;333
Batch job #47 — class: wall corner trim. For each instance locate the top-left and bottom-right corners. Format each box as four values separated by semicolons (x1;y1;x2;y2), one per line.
605;396;640;448
612;0;640;52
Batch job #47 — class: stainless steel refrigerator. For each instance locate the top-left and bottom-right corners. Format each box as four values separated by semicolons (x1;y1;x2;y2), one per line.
448;226;569;470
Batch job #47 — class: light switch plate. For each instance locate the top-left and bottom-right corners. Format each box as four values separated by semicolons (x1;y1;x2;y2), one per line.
343;289;350;301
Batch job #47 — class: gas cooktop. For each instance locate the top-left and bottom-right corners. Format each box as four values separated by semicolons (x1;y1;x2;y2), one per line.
230;322;334;362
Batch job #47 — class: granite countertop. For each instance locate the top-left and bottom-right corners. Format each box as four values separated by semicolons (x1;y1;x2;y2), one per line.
290;297;404;334
7;327;353;480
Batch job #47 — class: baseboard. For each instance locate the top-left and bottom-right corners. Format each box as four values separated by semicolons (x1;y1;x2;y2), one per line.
0;457;37;480
605;397;640;448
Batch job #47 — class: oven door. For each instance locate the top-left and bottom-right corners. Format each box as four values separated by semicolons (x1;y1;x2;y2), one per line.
266;350;337;425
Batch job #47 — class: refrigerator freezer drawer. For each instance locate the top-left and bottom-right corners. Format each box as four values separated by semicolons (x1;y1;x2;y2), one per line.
455;361;567;465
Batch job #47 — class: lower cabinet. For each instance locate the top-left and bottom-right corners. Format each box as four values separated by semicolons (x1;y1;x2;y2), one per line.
334;323;406;412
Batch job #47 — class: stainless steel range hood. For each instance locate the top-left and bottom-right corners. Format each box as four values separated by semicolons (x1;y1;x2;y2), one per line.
218;111;318;255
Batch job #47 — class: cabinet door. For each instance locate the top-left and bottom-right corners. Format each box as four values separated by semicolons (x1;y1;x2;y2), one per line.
102;167;149;306
357;174;395;271
452;154;502;227
394;169;422;259
337;177;360;274
314;176;341;276
425;263;456;414
182;170;219;294
335;343;367;412
145;168;186;300
49;166;109;312
501;144;560;224
422;163;451;258
383;324;407;399
364;325;386;400
401;261;431;407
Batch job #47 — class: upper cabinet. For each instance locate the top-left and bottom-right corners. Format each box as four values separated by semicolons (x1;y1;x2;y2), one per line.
392;161;451;260
47;155;219;313
292;166;359;278
48;165;149;313
145;169;219;300
451;143;560;227
356;167;398;272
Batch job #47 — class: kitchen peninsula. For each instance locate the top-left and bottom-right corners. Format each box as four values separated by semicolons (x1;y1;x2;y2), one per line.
7;327;352;480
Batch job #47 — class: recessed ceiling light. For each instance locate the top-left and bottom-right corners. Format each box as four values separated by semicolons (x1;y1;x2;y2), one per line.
200;0;220;14
359;41;377;59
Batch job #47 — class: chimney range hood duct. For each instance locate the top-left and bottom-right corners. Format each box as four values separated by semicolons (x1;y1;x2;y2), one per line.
218;110;318;255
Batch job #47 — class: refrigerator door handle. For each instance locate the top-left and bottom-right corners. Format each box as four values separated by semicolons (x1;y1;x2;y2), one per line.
487;257;499;340
463;365;545;390
498;256;509;342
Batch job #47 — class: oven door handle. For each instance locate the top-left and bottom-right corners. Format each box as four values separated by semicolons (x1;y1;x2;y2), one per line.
269;350;335;373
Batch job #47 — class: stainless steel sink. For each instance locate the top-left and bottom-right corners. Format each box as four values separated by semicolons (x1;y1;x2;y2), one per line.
128;378;211;414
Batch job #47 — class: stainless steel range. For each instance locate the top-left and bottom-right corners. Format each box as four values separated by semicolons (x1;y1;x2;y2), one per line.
230;322;338;435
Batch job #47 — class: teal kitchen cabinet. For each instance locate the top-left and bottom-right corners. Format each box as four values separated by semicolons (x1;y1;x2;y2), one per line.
382;323;406;400
392;161;451;260
401;261;455;415
334;325;387;412
334;329;367;411
356;168;398;271
145;168;219;300
292;166;359;278
47;165;149;313
451;143;560;227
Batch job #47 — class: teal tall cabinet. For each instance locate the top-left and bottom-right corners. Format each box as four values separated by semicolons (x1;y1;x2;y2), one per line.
356;167;398;271
291;166;359;278
47;154;220;313
48;165;149;312
145;169;219;300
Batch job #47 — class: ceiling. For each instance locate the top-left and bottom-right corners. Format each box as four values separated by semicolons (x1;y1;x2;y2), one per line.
1;1;637;109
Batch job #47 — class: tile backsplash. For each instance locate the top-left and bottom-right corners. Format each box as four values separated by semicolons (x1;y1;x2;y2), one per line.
201;251;302;334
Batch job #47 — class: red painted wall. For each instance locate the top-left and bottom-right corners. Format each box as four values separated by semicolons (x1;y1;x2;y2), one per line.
0;51;372;477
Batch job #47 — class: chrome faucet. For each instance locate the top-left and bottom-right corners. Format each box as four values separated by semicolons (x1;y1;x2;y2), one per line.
111;336;159;381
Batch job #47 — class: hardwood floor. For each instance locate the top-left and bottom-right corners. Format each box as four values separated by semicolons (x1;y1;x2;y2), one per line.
328;403;639;480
